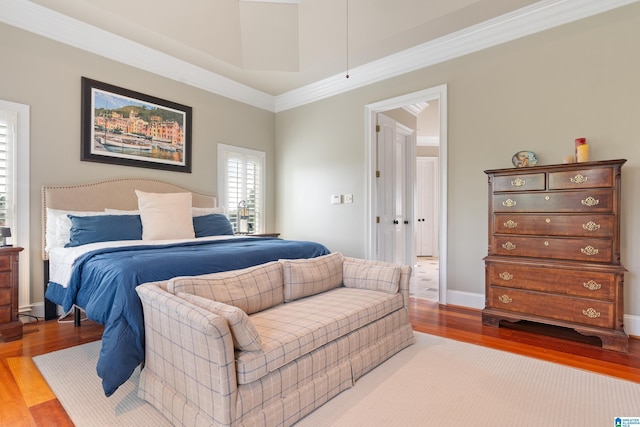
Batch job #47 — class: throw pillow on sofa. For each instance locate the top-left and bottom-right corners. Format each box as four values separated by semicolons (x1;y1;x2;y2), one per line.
167;261;284;314
177;292;263;351
281;252;344;302
343;257;401;294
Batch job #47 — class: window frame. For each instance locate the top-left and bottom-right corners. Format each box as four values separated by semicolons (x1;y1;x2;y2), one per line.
217;143;266;234
0;100;30;310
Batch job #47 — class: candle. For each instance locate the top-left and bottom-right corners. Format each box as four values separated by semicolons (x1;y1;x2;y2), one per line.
575;138;589;163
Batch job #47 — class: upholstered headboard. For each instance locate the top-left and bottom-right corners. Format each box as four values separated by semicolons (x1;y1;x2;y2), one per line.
41;178;216;260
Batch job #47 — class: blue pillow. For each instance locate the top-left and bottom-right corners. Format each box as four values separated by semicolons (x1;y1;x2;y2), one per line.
65;214;143;247
193;214;234;237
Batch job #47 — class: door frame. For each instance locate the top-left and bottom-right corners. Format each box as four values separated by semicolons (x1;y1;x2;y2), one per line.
364;84;448;304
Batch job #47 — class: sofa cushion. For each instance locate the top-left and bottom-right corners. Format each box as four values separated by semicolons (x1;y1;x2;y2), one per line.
281;252;343;302
343;257;401;294
177;292;263;351
236;287;404;384
167;261;284;314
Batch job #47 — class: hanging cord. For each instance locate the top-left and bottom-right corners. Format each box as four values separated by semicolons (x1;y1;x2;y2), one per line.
345;0;350;78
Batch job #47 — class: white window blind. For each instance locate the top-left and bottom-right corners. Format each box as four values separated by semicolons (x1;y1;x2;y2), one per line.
0;100;30;311
218;144;265;234
0;110;16;228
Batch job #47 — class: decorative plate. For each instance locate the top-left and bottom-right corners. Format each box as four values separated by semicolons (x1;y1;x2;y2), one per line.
512;151;538;168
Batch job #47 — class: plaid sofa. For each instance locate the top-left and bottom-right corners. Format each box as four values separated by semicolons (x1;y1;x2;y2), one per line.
136;252;415;427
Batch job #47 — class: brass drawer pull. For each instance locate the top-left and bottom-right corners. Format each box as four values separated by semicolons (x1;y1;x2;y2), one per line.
583;280;602;291
580;245;599;256
582;308;600;319
504;220;517;228
571;173;588;184
545;218;551;223
499;295;512;304
582;221;600;231
503;199;516;207
544;195;550;201
502;242;516;251
581;196;599;207
544;241;549;246
499;272;513;281
511;178;526;187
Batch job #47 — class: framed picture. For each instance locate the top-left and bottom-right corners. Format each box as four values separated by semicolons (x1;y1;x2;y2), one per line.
81;77;192;173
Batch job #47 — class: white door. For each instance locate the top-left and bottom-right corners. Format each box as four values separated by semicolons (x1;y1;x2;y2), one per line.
416;157;439;257
376;114;412;265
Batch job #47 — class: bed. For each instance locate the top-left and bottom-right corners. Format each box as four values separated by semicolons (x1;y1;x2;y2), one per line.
41;178;330;397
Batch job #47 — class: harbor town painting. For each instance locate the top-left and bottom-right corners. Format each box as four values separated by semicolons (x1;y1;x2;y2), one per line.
81;77;192;173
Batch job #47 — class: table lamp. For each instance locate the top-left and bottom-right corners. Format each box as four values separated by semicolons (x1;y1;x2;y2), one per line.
0;227;11;247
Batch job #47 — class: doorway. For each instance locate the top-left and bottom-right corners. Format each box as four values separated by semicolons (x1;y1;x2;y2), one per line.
364;85;448;304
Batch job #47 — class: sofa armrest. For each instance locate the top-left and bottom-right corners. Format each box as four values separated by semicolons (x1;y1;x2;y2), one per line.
343;257;412;307
136;283;238;426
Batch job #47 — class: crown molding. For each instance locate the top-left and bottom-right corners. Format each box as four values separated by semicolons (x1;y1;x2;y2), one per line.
0;0;276;112
274;0;639;112
1;0;638;113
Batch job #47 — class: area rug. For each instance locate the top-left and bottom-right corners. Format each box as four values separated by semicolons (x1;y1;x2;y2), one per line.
33;333;640;426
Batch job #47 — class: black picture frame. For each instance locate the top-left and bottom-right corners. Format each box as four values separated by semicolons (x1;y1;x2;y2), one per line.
81;77;192;173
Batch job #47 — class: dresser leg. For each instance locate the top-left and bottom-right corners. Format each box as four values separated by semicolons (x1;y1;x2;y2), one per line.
573;327;629;353
0;321;23;342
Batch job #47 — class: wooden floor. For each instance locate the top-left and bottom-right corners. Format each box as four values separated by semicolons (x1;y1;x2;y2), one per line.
1;299;639;426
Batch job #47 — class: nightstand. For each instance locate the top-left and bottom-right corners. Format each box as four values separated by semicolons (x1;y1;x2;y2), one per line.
0;246;23;342
250;233;280;238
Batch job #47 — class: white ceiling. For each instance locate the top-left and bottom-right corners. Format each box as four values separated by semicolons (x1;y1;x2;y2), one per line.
2;0;638;111
27;0;540;94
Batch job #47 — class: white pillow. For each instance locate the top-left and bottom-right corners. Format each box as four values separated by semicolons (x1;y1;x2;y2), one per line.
45;208;104;251
135;190;195;240
105;207;225;216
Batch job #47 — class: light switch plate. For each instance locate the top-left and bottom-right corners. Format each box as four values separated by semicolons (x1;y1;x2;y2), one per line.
331;195;342;204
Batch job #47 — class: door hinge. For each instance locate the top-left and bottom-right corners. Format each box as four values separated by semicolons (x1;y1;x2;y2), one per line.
376;125;380;132
376;216;380;223
376;171;380;178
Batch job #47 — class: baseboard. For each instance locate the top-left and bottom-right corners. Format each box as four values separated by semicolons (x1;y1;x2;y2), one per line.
624;314;640;339
445;290;640;338
29;301;65;320
446;290;485;309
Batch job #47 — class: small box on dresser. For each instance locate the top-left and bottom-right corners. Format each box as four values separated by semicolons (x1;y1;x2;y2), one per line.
483;159;628;352
0;246;24;342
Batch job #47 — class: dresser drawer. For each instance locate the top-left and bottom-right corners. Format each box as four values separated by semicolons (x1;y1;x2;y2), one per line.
0;257;10;272
0;305;10;323
493;214;614;237
492;173;545;192
493;189;613;213
487;263;616;299
549;167;613;190
0;271;11;288
491;236;613;263
488;286;614;328
0;287;10;305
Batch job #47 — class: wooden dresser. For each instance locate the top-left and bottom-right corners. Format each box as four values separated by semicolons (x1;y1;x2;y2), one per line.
0;246;24;342
483;159;628;352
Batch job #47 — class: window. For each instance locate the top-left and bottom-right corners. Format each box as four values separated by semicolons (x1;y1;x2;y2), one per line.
0;112;12;227
217;144;265;234
0;100;30;309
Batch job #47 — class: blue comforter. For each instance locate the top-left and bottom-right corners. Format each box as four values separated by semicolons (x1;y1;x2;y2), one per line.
45;237;330;396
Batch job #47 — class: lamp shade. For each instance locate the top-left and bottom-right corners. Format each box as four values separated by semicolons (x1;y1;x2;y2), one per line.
0;227;10;237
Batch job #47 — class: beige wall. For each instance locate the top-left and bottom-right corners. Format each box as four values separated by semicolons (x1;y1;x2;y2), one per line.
0;24;276;305
3;3;640;322
276;3;640;317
